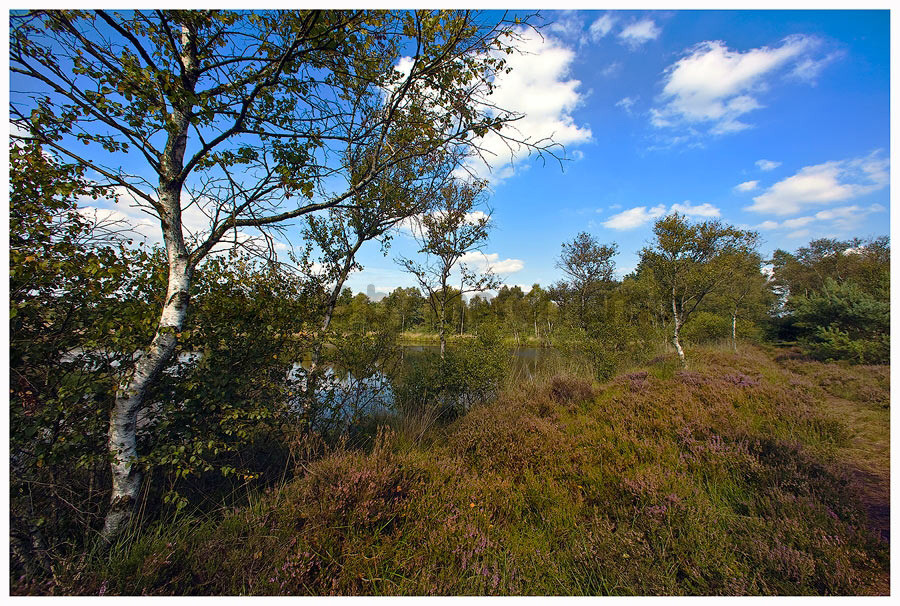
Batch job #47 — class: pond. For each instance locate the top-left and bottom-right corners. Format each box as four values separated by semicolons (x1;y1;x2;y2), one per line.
284;345;557;429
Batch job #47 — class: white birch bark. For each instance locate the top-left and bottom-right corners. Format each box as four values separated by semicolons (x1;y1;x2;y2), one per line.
102;24;197;540
672;289;686;367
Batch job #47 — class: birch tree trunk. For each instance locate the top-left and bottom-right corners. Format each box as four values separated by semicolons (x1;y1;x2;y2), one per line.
732;309;738;352
102;25;197;540
102;204;194;540
672;290;686;367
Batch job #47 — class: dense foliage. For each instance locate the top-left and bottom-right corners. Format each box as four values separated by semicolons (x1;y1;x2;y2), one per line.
10;144;889;591
769;237;890;363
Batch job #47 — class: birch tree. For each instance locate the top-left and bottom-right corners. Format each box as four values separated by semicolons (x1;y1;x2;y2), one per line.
556;232;617;330
303;147;458;367
10;9;554;539
398;180;500;358
719;251;770;351
638;214;758;366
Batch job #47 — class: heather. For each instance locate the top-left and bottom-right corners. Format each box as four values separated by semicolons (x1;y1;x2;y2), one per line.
37;345;888;596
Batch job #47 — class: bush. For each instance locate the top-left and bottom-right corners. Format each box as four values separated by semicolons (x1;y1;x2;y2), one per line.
309;326;401;445
391;326;510;422
792;279;889;364
681;311;731;345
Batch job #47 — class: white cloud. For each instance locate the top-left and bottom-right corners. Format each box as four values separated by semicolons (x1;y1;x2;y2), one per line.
782;216;816;229
600;62;622;77
465;210;489;224
618;19;661;49
670;201;721;217
601;204;667;230
602;200;722;230
616;96;637;114
755;203;886;233
76;187;161;242
747;152;889;216
77;204;159;242
76;187;291;257
462;27;592;184
547;12;584;39
790;51;843;83
458;251;524;274
396;209;490;241
735;180;759;192
756;159;781;171
589;13;617;41
652;35;824;137
787;229;811;240
816;203;883;221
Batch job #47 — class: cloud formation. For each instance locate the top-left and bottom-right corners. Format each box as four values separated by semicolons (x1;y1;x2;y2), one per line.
600;200;722;230
651;35;828;137
669;201;721;217
616;96;637;114
756;159;781;171
735;180;759;192
746;152;889;216
756;203;886;234
790;51;843;83
76;187;291;256
601;204;667;230
462;27;592;183
618;19;661;49
589;13;617;41
458;251;524;274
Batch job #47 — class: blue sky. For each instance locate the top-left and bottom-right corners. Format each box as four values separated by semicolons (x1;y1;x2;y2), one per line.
345;9;890;295
47;9;890;296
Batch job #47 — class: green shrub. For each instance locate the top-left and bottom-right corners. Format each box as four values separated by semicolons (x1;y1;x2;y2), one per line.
391;326;510;421
682;310;731;345
792;279;889;364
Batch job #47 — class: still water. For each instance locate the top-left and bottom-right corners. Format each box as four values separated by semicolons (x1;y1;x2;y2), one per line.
292;345;555;421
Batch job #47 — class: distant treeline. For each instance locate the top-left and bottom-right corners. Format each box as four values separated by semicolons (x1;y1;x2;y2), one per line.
331;231;890;365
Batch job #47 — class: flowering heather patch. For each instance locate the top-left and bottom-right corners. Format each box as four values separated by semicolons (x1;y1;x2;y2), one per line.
623;371;650;392
721;373;760;388
47;345;888;596
676;370;710;386
548;374;596;407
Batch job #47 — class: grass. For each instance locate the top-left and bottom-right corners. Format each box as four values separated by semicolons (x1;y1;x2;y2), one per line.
32;344;889;595
398;331;551;348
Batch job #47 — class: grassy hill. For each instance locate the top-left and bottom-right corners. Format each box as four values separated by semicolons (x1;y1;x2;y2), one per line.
45;345;889;595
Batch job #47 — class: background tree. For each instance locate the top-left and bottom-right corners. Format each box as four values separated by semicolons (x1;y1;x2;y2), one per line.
555;232;618;330
790;279;889;364
525;284;553;343
383;287;426;334
638;213;759;366
718;251;772;351
11;9;553;538
493;285;527;345
770;236;889;361
398;180;500;358
302;146;456;380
